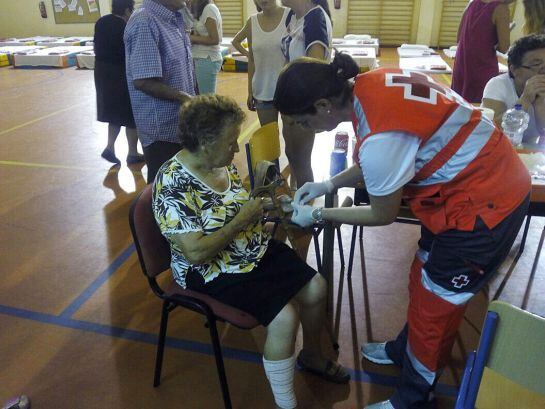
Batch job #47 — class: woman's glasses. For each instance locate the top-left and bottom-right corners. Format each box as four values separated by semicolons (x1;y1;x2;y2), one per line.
521;61;545;72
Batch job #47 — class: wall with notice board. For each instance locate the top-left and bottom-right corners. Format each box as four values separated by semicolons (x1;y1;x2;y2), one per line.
51;0;101;24
0;0;110;37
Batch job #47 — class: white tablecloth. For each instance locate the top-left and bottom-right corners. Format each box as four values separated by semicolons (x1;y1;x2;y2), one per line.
399;55;452;74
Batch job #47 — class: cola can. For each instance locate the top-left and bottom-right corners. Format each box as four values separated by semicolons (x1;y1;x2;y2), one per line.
330;149;347;177
334;131;349;152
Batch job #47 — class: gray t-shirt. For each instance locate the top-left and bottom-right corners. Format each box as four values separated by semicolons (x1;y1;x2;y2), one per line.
482;73;539;141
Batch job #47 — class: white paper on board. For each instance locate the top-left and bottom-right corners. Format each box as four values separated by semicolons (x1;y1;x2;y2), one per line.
53;0;64;12
87;0;99;13
68;0;78;12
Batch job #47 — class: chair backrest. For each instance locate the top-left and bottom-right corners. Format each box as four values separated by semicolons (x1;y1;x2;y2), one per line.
129;185;172;279
245;122;281;189
249;122;280;168
475;301;545;408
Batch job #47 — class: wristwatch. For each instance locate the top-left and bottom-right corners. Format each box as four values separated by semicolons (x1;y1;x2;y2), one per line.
311;207;324;223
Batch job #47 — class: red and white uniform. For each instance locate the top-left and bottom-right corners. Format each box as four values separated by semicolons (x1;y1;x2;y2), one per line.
350;68;531;408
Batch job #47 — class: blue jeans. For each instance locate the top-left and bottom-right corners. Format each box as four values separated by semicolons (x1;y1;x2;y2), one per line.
193;57;222;95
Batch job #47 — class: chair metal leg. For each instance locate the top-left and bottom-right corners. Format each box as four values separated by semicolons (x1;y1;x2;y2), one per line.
347;225;358;278
153;300;170;387
208;317;232;409
518;215;532;257
336;226;345;270
313;229;323;274
359;225;363;240
522;225;545;310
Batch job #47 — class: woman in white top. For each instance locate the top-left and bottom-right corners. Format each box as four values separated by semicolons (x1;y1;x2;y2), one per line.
189;0;223;94
279;0;332;187
482;34;545;142
233;0;290;126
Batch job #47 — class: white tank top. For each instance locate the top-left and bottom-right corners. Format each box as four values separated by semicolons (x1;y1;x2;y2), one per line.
250;8;290;102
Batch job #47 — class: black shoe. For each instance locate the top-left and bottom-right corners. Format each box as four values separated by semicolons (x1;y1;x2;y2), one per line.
126;153;145;164
101;148;121;165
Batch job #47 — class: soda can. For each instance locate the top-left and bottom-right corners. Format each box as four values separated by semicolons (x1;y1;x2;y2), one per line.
330;149;347;177
334;131;349;152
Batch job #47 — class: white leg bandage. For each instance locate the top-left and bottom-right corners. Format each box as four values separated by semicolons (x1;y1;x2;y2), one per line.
262;354;297;409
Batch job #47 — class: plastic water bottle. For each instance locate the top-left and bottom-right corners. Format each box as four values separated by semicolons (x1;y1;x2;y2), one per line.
501;104;530;146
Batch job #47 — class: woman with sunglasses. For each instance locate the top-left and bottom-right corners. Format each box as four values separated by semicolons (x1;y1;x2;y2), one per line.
482;33;545;142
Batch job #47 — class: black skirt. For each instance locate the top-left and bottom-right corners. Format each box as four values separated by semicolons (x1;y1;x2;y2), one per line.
186;240;317;326
94;60;136;128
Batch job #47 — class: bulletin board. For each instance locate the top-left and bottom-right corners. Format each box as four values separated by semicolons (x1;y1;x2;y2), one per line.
51;0;101;24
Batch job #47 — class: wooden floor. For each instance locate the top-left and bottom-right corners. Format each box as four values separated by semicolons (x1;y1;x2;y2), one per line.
1;49;544;408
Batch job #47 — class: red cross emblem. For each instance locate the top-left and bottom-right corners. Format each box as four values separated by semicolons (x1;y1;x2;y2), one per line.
385;71;453;105
451;274;470;289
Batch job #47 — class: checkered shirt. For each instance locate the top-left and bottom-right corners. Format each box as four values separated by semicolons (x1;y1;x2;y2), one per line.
124;0;196;147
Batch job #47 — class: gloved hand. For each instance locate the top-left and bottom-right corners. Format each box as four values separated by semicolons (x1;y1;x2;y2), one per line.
293;180;335;205
290;203;316;227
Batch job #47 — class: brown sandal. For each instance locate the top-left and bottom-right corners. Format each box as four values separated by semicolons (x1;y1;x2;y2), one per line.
296;353;350;384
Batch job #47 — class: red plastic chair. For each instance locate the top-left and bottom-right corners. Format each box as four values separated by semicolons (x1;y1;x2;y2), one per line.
128;185;259;409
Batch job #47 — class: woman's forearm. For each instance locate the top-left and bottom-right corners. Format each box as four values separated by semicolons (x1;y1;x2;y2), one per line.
322;206;392;226
322;188;403;226
190;34;219;45
534;97;545;132
174;218;247;264
247;53;255;95
330;164;365;189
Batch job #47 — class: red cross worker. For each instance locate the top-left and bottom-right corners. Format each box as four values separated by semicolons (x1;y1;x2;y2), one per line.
274;52;531;409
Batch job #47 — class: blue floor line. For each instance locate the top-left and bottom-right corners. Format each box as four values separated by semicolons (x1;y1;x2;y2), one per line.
59;244;136;318
0;303;458;398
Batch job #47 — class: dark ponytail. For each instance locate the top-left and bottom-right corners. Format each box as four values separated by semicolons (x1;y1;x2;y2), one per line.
312;0;331;19
274;52;359;115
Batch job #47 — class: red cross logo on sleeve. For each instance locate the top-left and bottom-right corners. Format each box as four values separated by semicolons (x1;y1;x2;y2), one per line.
385;71;454;105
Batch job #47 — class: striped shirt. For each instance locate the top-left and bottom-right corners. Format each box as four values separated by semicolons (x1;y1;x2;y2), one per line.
124;0;196;147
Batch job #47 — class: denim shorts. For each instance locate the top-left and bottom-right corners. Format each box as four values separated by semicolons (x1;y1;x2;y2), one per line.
255;99;275;110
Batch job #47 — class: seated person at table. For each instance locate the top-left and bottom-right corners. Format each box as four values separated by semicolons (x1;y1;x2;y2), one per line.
482;34;545;142
152;94;349;409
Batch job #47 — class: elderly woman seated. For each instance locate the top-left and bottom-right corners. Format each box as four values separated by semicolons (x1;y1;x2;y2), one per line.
152;94;349;409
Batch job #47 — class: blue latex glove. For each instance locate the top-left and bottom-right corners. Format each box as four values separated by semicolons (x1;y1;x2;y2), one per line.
291;203;316;227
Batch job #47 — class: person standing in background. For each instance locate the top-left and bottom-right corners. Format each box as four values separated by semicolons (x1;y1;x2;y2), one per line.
523;0;545;35
278;0;332;188
232;0;289;126
94;0;144;165
124;0;196;183
452;0;513;103
189;0;223;94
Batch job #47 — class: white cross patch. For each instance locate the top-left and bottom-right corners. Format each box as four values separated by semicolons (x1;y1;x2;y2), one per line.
451;274;470;289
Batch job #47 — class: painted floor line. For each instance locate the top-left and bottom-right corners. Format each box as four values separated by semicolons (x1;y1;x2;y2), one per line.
0;160;94;171
0;101;88;136
0;303;458;397
59;244;136;319
0;160;145;176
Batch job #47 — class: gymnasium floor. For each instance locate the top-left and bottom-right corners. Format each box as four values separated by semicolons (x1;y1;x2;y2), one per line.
1;49;544;408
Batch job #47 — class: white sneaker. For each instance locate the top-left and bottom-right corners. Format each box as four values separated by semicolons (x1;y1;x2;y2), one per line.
360;342;394;365
364;399;395;409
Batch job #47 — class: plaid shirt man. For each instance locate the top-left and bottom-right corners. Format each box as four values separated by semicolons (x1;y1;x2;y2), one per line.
124;0;196;148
